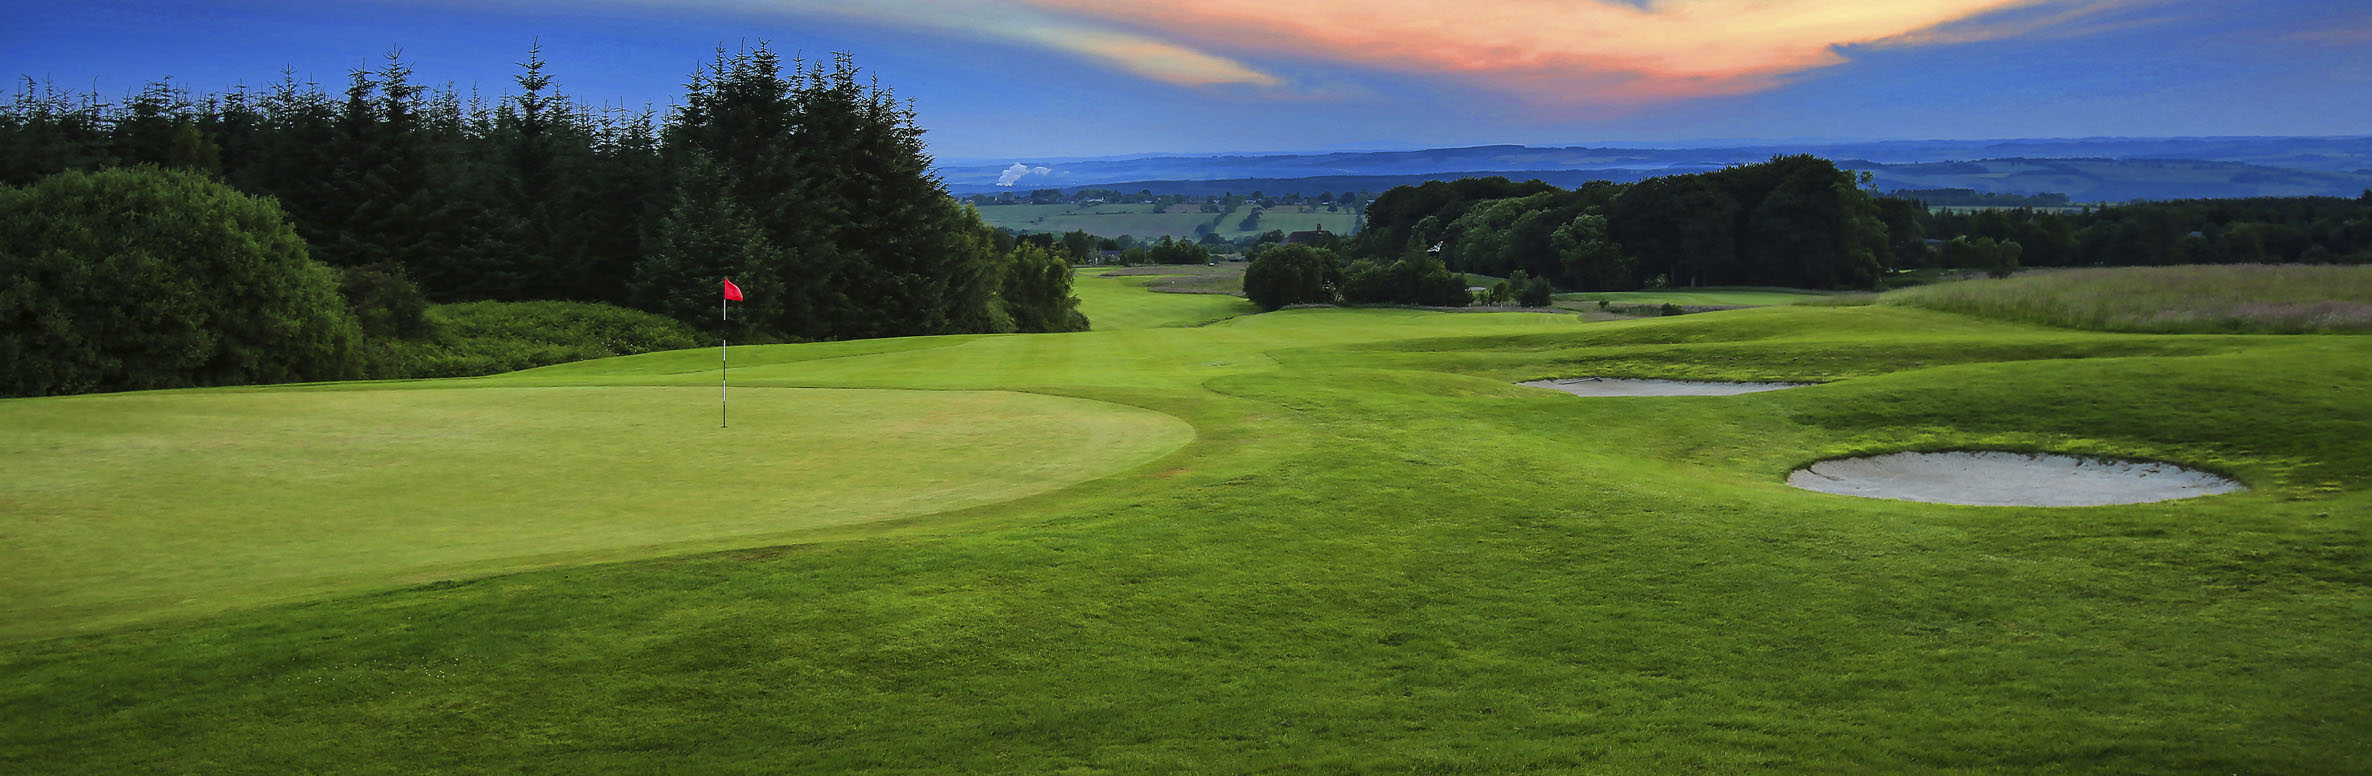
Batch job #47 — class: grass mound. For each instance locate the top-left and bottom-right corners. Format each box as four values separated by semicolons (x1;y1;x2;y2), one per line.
1884;264;2372;333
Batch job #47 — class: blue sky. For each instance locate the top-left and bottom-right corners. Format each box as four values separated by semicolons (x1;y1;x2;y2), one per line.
5;1;2367;161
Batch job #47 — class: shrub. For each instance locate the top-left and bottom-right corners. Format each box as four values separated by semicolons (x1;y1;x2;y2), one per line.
339;263;433;340
385;301;702;378
1244;244;1341;311
1513;270;1554;307
1339;252;1470;307
1149;237;1211;266
0;167;363;396
1004;244;1089;333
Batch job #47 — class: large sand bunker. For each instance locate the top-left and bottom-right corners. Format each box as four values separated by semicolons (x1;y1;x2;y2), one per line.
1521;377;1812;397
1788;451;2244;507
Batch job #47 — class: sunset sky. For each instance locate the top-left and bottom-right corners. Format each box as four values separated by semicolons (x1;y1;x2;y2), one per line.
7;0;2368;160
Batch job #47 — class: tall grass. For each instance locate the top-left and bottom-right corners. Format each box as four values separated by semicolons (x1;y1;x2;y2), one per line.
1884;264;2372;333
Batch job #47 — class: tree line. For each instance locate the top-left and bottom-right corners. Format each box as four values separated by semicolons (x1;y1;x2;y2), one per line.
0;44;1086;348
1300;157;2372;306
1917;195;2372;269
1347;156;1892;292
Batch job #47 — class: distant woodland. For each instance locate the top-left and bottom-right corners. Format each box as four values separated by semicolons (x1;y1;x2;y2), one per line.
1332;160;2372;296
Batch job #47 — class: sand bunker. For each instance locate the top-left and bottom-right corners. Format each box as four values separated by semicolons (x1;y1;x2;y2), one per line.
1520;377;1812;397
1788;451;2244;507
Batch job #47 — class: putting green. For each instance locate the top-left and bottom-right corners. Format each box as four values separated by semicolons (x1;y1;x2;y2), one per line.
0;386;1192;639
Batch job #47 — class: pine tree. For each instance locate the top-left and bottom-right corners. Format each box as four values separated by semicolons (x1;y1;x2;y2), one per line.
634;151;785;339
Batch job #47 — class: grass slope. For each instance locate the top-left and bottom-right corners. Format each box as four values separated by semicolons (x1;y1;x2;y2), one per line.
1071;269;1255;329
4;282;2369;772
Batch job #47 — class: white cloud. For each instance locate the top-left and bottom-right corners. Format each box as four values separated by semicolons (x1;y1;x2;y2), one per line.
996;163;1053;186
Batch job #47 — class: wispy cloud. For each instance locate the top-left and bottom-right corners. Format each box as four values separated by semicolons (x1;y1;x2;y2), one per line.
1018;0;2144;102
521;0;2149;103
2283;15;2372;46
580;0;1281;89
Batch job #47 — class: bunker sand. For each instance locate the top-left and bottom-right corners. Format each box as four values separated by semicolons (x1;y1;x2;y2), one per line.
1789;451;2245;507
1521;377;1813;397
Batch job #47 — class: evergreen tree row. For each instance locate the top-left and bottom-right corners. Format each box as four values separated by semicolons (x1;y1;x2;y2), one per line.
0;44;1084;340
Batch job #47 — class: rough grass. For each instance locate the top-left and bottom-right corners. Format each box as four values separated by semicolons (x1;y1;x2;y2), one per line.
385;300;703;377
3;286;2369;773
1142;265;1246;296
1884;264;2372;333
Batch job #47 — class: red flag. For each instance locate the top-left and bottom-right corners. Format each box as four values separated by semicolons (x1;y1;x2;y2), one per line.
722;278;745;301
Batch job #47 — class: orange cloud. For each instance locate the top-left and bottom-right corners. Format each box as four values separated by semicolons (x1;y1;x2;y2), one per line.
539;0;2143;102
1017;0;2133;101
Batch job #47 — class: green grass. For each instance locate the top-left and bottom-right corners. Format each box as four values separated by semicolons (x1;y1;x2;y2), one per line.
1071;268;1255;329
4;277;2370;772
1556;286;1837;307
1884;264;2372;333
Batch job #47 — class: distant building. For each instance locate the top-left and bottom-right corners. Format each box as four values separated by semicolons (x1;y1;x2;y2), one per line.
1283;225;1330;246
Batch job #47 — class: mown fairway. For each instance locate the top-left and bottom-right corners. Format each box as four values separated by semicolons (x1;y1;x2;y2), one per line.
3;273;2368;773
1067;267;1253;329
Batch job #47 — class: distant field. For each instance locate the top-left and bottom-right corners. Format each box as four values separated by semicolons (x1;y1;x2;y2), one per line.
1556;287;1836;307
1233;204;1356;239
975;202;1357;240
973;203;1214;239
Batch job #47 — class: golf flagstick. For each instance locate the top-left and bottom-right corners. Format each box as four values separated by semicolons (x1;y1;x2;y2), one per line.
721;278;743;429
721;295;728;429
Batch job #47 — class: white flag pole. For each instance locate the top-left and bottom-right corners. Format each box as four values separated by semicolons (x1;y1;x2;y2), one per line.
720;289;729;429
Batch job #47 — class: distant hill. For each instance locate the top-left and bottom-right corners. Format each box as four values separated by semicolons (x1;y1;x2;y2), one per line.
1846;158;2372;202
942;137;2372;202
